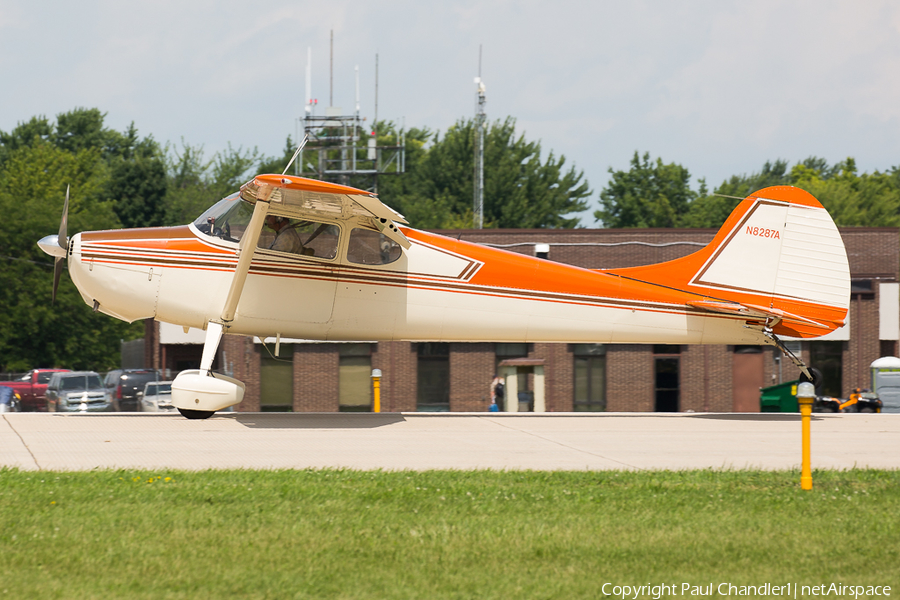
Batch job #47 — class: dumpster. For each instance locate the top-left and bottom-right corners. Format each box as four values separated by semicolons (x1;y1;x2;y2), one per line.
760;380;799;413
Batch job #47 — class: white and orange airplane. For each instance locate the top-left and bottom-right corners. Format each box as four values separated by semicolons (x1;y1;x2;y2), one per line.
38;176;849;418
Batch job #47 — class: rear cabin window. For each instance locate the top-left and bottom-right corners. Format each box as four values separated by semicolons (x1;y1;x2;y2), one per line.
346;228;402;265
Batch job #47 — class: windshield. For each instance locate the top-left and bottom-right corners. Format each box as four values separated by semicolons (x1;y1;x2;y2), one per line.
193;193;255;243
146;383;172;395
60;375;102;392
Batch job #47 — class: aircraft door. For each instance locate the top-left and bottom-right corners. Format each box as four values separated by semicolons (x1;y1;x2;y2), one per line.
237;219;339;326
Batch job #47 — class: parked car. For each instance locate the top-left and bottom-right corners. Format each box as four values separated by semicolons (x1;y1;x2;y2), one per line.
46;371;111;413
104;369;161;411
140;381;175;412
1;369;71;412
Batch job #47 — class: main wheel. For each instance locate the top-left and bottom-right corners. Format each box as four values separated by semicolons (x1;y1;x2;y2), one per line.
178;408;215;420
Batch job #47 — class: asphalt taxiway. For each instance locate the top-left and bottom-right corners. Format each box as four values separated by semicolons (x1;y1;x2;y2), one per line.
1;412;897;472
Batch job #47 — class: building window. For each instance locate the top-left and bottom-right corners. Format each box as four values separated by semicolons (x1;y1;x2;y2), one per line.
573;344;606;412
850;279;875;300
495;343;529;358
339;344;373;412
259;344;294;412
417;343;450;412
733;345;764;354
653;345;680;412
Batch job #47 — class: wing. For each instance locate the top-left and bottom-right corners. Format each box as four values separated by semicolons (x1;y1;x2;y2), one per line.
240;174;410;249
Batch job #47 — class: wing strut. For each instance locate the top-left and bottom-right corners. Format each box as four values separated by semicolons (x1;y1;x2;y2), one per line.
172;187;272;418
197;186;271;375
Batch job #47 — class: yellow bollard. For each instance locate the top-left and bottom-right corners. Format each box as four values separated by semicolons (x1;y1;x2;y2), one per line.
372;369;382;413
796;381;815;490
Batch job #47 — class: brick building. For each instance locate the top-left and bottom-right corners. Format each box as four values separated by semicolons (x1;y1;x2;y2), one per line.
143;227;899;413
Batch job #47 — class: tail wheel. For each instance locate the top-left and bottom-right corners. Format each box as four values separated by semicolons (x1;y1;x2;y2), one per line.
800;367;824;395
178;408;215;420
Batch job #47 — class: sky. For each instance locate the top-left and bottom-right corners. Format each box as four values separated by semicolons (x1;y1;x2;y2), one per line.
2;0;899;226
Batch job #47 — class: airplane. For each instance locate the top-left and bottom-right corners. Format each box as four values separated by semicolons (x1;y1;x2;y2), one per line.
38;176;849;419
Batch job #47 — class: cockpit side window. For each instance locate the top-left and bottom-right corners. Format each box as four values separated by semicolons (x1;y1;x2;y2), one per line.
347;228;402;265
258;215;339;260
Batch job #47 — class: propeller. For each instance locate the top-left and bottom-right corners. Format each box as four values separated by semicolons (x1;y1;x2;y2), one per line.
36;185;69;303
52;185;70;303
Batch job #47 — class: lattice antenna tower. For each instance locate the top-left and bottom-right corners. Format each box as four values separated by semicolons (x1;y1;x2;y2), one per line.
296;35;406;191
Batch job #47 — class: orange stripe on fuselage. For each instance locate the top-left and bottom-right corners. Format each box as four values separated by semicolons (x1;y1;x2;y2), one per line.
82;225;234;255
403;229;716;308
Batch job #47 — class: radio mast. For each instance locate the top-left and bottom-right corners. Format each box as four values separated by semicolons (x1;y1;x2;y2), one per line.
473;45;486;229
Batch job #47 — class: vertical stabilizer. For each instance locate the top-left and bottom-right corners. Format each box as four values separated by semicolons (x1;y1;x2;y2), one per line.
606;186;850;338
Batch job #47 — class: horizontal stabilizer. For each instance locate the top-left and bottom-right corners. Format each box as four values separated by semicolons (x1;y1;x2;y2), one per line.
687;299;835;331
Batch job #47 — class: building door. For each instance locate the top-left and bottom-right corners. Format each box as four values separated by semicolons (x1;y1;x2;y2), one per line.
809;341;844;397
417;343;450;412
654;345;680;412
339;344;372;412
573;344;606;412
260;345;293;412
732;346;764;412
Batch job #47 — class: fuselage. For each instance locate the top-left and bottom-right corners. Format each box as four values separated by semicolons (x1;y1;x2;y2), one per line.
68;220;770;346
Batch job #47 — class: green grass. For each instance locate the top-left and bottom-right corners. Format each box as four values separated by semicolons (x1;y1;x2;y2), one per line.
0;469;898;599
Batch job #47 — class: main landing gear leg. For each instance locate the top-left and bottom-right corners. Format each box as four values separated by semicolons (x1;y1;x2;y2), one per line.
172;322;245;420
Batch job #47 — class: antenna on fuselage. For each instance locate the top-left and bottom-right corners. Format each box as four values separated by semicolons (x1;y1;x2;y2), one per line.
283;134;309;175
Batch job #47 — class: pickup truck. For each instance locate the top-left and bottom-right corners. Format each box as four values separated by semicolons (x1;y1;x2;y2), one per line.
0;369;71;412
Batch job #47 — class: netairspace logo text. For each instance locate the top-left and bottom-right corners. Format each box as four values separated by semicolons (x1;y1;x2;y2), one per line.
601;583;892;599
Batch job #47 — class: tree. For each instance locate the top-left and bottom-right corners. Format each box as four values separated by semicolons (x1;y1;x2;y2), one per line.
107;127;168;229
163;142;261;225
379;118;590;229
257;136;296;177
595;152;696;228
0;140;141;371
0;116;53;166
790;159;900;227
0;108;170;371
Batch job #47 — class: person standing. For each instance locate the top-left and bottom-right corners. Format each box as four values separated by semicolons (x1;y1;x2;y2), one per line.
490;375;505;411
